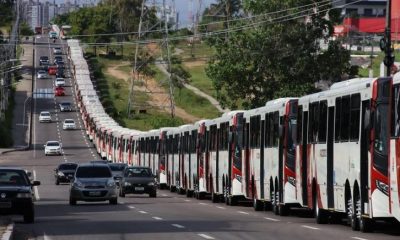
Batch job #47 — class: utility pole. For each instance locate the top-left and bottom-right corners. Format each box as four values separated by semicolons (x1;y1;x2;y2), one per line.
127;0;146;117
163;0;175;118
381;0;394;76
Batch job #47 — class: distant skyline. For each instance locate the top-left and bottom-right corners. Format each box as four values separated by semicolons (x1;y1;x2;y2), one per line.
37;0;216;28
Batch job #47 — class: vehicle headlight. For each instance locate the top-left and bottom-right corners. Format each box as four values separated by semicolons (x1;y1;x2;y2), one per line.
17;193;32;198
124;182;131;186
107;180;116;188
147;182;155;186
58;172;65;176
376;180;389;196
73;181;84;188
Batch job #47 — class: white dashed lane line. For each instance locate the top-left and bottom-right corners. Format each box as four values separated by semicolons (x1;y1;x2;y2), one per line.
264;217;280;222
128;205;135;209
152;217;163;220
216;206;225;209
351;237;368;240
138;211;148;214
199;203;209;206
238;211;250;215
301;225;319;230
198;234;215;240
171;224;185;229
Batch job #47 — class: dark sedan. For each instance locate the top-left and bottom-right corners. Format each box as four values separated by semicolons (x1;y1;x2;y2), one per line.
119;167;157;198
54;163;78;185
0;167;40;223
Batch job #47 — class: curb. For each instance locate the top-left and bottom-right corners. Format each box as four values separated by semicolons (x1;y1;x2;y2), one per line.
0;145;30;155
1;223;14;240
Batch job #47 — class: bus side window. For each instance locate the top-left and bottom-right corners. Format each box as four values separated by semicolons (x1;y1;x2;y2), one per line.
341;96;350;142
350;94;361;141
392;84;400;138
297;106;303;145
335;98;342;142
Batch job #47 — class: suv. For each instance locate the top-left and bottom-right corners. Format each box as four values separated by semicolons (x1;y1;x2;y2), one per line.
0;167;40;223
69;164;118;205
44;141;62;156
54;163;77;185
39;56;49;65
59;102;72;112
119;167;157;198
54;56;63;64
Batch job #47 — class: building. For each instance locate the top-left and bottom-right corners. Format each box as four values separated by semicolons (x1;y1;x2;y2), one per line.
333;0;386;17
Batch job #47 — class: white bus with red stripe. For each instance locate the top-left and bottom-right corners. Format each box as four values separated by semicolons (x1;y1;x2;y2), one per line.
296;77;393;232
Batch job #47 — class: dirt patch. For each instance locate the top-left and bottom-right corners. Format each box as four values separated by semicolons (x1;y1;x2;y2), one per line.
183;60;207;68
105;62;199;123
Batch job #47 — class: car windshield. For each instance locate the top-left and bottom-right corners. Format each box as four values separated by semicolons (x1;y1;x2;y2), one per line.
65;120;74;124
109;164;126;171
41;56;48;60
38;70;46;74
75;166;112;178
61;102;71;106
59;164;77;170
125;168;152;177
41;112;50;116
47;142;60;147
0;170;29;186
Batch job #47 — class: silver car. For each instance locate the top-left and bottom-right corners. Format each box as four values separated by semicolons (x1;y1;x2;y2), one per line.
69;164;118;205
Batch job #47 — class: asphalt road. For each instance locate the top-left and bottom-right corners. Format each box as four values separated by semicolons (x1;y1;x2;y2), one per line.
0;35;399;240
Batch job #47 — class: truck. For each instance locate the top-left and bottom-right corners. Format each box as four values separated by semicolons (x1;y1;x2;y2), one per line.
34;26;42;34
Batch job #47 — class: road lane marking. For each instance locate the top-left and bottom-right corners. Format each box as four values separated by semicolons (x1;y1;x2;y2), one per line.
138;210;148;214
152;217;163;220
264;217;280;222
33;170;40;201
199;202;209;206
162;194;168;197
184;199;191;202
216;206;225;209
44;232;51;240
198;234;215;240
128;205;135;209
351;237;368;240
238;211;250;215
301;225;319;230
171;224;185;229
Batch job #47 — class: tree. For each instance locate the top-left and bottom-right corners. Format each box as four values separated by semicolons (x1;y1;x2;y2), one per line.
19;22;34;36
206;0;354;109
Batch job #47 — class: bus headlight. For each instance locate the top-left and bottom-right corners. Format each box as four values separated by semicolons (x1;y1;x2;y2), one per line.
375;180;389;196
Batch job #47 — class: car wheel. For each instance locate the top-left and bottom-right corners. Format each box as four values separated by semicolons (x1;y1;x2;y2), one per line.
119;188;125;197
109;198;118;205
55;179;59;185
23;207;34;223
69;197;77;206
149;191;157;198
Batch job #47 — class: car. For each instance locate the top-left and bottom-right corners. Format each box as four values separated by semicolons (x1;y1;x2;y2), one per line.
62;119;76;130
39;111;52;123
53;47;62;55
0;167;40;223
44;141;62;156
89;160;109;164
54;56;63;64
55;78;65;87
37;70;48;79
39;56;49;65
56;61;65;69
119;166;157;198
108;163;127;186
54;86;65;96
69;163;118;205
54;163;77;185
48;66;57;75
56;69;65;78
59;101;72;112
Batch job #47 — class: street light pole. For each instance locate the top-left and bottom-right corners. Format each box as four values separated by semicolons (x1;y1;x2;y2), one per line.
384;0;394;76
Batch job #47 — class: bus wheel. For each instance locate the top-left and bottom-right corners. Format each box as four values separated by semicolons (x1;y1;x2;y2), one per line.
253;198;263;211
348;198;359;230
211;192;219;203
272;189;279;215
198;192;205;200
228;196;237;206
314;192;328;224
360;216;374;233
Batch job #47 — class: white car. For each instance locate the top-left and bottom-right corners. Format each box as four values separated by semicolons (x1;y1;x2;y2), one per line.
55;78;65;87
39;111;52;123
63;119;76;130
44;141;62;156
53;47;62;55
37;70;48;79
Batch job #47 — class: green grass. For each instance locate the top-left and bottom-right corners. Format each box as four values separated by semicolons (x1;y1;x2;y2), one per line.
89;56;186;131
182;64;217;99
358;51;400;77
152;66;220;119
173;41;215;60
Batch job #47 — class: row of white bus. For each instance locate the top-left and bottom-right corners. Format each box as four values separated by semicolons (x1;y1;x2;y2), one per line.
67;39;400;233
